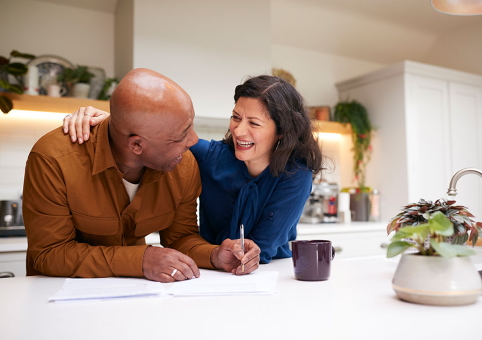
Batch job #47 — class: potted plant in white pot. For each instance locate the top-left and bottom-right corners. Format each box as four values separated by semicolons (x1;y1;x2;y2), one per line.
387;199;482;306
57;65;94;98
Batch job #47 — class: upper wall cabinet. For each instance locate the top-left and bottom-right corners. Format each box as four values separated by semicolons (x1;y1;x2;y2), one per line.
336;61;482;221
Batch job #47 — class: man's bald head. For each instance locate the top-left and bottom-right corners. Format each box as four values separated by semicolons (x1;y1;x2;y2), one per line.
109;68;193;137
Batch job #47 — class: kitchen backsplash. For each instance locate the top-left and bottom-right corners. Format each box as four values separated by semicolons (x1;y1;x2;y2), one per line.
0;115;60;200
0;114;227;200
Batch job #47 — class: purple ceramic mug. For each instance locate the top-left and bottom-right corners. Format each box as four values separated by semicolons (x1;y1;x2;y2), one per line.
292;240;335;281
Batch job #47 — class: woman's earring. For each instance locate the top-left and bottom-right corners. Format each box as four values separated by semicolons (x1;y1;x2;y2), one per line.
275;139;281;151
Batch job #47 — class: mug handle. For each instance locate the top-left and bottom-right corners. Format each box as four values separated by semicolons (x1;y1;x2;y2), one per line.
331;246;336;260
59;86;68;96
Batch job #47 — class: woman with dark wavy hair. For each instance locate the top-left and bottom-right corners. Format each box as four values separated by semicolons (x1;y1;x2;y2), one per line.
63;75;323;263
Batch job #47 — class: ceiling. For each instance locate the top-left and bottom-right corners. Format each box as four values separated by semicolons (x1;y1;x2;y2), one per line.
33;0;481;33
292;0;481;35
32;0;118;13
32;0;482;65
272;0;482;65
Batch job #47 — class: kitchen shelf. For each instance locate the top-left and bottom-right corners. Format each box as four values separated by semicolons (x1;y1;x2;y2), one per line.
4;94;352;135
4;93;110;114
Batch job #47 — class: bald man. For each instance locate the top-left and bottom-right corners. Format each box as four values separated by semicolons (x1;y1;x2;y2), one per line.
23;68;260;282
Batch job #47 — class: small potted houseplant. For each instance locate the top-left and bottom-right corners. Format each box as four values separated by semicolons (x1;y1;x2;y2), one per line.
57;65;94;98
387;199;482;306
0;50;36;113
97;77;119;101
334;100;375;220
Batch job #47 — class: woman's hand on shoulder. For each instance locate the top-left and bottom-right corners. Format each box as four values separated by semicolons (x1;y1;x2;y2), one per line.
63;106;110;144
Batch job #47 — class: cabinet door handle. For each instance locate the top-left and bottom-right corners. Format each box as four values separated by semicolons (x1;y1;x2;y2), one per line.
380;243;389;249
334;246;343;253
0;272;14;278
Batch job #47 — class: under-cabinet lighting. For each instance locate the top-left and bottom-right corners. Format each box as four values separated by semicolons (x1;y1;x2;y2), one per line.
317;132;342;140
3;110;68;120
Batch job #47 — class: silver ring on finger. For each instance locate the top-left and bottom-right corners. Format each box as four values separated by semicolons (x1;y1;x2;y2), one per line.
170;268;178;277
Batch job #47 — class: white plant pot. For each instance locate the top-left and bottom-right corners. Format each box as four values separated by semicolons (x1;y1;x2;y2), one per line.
392;253;482;306
72;83;91;99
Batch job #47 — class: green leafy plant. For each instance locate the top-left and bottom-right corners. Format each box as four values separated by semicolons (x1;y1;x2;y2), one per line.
387;211;478;258
386;199;482;258
387;198;481;245
97;77;119;100
0;50;36;113
57;65;94;93
333;100;372;190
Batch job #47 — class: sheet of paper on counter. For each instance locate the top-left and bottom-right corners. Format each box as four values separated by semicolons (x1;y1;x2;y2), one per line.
167;270;278;297
49;277;167;302
49;270;279;302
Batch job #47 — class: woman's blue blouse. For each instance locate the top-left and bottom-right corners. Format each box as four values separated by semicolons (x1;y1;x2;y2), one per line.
190;139;312;263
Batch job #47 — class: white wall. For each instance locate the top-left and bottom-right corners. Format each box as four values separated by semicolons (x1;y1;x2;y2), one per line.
272;44;384;108
0;0;115;77
130;0;272;119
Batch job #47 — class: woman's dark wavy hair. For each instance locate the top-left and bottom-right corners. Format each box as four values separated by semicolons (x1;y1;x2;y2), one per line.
223;75;324;177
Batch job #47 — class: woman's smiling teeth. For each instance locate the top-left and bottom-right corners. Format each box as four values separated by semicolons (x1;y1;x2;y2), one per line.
237;140;254;148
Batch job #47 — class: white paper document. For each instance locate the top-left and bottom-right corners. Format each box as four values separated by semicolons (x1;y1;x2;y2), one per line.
49;271;278;302
49;277;167;302
167;270;278;297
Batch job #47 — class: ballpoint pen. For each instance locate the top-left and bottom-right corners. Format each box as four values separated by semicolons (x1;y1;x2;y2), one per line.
240;224;245;272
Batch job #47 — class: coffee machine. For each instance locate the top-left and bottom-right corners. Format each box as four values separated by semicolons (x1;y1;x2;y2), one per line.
300;175;338;223
0;200;26;237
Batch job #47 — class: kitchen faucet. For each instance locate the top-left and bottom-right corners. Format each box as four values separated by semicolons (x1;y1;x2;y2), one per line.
447;168;482;196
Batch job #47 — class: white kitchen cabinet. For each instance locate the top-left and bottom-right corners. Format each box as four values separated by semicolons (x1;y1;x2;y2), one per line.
0;237;27;277
296;222;390;259
0;252;26;277
336;61;482;221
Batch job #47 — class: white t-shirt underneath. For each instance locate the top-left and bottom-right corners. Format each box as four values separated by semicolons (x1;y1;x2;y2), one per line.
122;178;139;202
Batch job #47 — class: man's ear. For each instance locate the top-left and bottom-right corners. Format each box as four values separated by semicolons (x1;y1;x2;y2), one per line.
127;135;143;155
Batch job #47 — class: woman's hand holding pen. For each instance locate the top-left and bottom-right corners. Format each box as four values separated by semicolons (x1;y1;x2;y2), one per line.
210;238;260;275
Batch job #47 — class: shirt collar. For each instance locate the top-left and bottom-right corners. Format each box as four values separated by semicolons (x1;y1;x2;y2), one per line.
91;117;164;184
92;116;117;175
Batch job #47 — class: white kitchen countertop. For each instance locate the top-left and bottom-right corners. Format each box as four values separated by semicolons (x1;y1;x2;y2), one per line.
0;250;481;340
0;222;388;253
297;221;387;235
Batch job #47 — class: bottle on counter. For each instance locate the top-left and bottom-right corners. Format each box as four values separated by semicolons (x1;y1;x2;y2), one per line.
369;189;381;222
